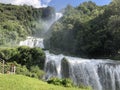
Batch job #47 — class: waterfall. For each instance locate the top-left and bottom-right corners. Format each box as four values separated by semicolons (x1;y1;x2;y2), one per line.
19;36;120;90
43;12;63;32
55;13;63;21
44;51;120;90
19;36;44;49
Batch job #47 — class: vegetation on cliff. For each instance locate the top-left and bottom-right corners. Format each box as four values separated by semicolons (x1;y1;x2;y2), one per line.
47;0;120;59
0;3;55;46
0;46;45;79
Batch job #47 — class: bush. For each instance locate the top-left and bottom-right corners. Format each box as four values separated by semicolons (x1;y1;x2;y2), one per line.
47;78;62;85
0;61;45;80
15;63;45;80
47;77;73;87
30;66;45;79
0;46;45;70
62;78;73;87
14;62;30;76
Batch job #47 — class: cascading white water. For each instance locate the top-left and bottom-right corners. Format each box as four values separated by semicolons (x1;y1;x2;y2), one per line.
19;36;120;90
19;36;44;49
55;13;63;21
19;12;63;48
43;12;63;32
44;51;120;90
19;11;120;90
44;51;64;79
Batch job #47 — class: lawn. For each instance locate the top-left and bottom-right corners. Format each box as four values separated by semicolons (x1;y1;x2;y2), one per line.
0;74;91;90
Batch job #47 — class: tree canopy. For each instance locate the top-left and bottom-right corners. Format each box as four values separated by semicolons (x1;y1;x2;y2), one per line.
0;3;55;46
46;1;120;58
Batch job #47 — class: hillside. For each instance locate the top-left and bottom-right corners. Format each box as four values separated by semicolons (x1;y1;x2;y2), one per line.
0;75;91;90
0;3;55;47
46;0;120;59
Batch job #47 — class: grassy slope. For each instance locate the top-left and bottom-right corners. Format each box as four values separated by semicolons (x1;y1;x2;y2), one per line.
0;75;91;90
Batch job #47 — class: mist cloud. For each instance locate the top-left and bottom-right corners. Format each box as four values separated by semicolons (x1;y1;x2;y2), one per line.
0;0;52;8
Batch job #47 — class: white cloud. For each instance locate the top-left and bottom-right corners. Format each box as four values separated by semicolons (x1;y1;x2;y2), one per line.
0;0;52;8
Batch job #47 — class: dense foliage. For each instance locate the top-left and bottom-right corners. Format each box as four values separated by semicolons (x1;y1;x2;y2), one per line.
0;62;44;79
0;46;45;69
0;46;45;79
46;1;120;58
47;77;73;87
0;3;55;46
0;3;55;80
47;77;91;89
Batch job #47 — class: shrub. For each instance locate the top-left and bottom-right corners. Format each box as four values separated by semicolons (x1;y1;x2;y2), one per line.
14;62;30;76
47;77;62;85
0;61;45;80
13;62;45;79
47;77;73;87
0;46;45;70
62;78;73;87
30;66;45;79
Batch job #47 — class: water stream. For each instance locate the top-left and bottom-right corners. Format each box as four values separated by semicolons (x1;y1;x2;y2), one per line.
19;36;120;90
19;12;120;90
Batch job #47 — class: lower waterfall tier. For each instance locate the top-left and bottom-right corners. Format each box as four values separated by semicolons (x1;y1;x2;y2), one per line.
44;51;120;90
19;37;120;90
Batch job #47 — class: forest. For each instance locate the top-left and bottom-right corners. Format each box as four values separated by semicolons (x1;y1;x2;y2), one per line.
0;3;54;79
46;0;120;59
0;3;55;47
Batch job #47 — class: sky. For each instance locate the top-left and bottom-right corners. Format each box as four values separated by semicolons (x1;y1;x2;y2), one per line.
48;0;112;11
0;0;112;11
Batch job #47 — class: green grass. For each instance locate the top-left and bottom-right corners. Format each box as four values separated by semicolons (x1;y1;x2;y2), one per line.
0;74;91;90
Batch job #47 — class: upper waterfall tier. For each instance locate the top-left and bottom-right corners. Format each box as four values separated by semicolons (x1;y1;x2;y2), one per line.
55;13;63;21
19;36;44;49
